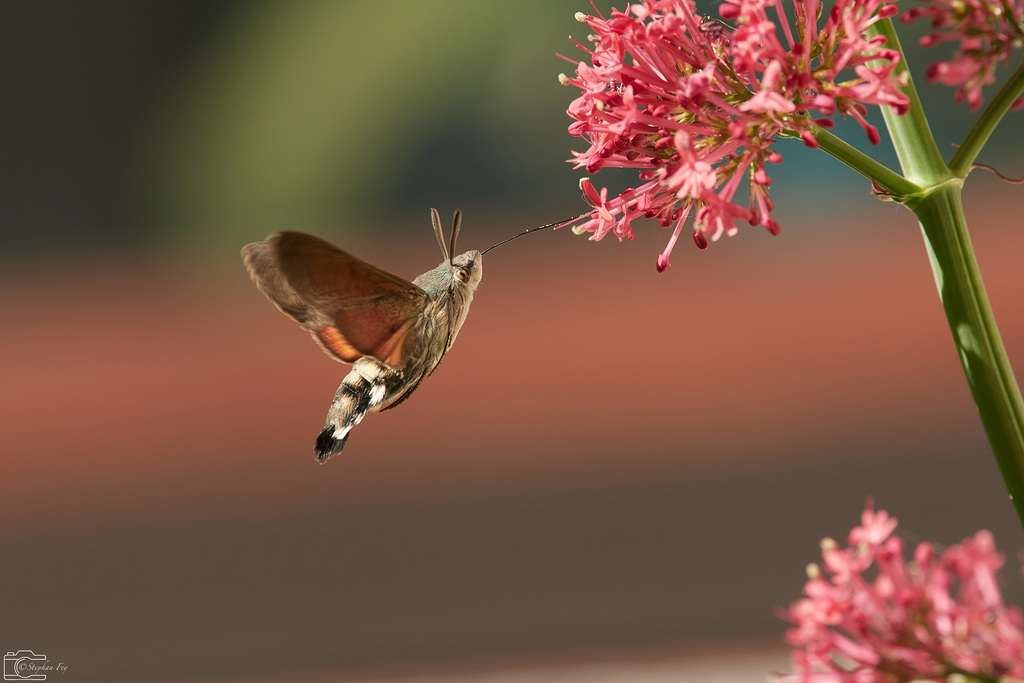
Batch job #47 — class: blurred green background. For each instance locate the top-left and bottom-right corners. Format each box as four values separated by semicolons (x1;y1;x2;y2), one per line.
6;0;1009;259
4;0;602;256
2;2;1023;682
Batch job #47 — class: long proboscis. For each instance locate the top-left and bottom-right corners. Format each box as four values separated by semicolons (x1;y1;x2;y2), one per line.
481;213;588;255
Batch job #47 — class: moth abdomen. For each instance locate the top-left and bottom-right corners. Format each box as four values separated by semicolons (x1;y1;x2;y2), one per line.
316;358;396;462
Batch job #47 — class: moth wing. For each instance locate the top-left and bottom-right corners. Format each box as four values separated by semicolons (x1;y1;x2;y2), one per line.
242;231;427;368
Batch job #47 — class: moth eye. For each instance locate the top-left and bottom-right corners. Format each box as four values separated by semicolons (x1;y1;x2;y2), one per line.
456;268;470;282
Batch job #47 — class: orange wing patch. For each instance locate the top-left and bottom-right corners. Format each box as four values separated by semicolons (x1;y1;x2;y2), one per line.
314;327;363;363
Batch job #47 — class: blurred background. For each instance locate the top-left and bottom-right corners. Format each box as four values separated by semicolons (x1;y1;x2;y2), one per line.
2;1;1023;681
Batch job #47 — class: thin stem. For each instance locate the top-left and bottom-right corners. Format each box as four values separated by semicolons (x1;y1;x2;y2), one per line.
914;185;1024;526
808;126;921;197
950;59;1024;177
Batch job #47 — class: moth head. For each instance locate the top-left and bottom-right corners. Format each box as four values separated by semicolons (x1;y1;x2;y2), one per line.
451;249;483;290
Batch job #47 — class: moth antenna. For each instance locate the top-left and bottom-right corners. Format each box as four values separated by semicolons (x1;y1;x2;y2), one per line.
448;209;462;266
430;208;450;263
481;213;588;255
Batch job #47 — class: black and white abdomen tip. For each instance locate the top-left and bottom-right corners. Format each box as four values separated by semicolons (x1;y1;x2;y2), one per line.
315;425;348;461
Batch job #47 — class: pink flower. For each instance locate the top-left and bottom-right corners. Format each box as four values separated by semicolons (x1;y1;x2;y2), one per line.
780;501;1024;683
560;0;909;270
847;499;899;546
902;0;1024;110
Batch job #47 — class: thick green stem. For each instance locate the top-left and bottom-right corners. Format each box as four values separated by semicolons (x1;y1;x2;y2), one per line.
865;18;1024;527
914;185;1024;525
867;18;950;188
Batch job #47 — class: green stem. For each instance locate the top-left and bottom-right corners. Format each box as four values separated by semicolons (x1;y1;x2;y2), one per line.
914;185;1024;527
950;59;1024;177
809;126;920;197
865;18;1024;527
867;18;950;188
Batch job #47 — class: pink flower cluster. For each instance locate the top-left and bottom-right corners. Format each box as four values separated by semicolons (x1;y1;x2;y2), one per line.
782;501;1024;683
902;0;1024;111
561;0;909;271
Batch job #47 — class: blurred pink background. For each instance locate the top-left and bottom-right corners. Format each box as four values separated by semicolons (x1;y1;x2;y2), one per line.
4;185;1024;681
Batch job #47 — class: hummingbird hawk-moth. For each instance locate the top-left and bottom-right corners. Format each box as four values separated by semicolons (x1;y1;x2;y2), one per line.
242;209;581;462
242;208;482;462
